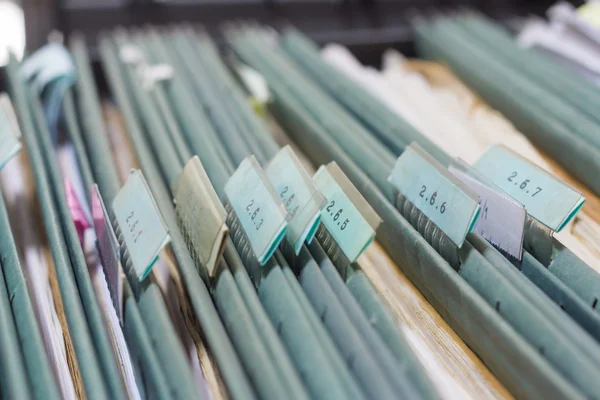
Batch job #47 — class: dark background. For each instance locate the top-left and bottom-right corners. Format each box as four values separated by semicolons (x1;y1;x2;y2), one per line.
21;0;580;65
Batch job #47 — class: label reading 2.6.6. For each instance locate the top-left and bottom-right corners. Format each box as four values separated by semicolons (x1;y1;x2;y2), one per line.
388;143;480;247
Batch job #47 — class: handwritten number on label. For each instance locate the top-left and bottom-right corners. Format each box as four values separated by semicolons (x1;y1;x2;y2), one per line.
327;201;335;212
286;194;295;208
334;209;342;221
245;199;264;231
125;210;143;243
507;171;543;198
324;200;351;232
341;219;349;230
418;186;446;215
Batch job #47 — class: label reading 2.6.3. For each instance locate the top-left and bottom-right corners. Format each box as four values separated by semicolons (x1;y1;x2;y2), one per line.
245;199;264;231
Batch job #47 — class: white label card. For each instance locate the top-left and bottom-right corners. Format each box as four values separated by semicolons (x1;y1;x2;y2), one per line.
266;146;326;254
225;156;288;265
449;166;526;260
112;170;170;281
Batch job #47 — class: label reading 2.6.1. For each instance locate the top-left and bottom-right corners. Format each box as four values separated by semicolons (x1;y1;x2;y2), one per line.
112;169;171;281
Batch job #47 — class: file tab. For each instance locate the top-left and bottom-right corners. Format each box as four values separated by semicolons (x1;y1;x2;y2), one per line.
314;162;381;262
475;145;585;232
266;146;326;254
225;155;288;265
112;170;170;281
174;156;228;277
388;143;480;247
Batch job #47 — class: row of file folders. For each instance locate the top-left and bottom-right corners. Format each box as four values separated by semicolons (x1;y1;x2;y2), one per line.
0;10;599;400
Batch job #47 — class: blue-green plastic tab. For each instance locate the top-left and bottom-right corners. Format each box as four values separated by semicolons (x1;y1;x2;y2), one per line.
474;145;585;232
314;162;381;262
225;156;288;265
388;143;480;247
266;146;326;254
112;169;171;281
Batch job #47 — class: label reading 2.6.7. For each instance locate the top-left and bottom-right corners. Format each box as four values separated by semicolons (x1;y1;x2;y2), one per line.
507;171;542;198
475;145;585;232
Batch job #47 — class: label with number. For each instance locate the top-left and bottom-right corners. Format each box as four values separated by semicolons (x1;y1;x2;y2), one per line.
313;162;381;262
0;94;22;170
173;156;229;277
266;146;326;254
112;170;170;281
449;166;526;260
92;185;123;320
225;156;288;265
388;143;480;247
474;145;585;232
